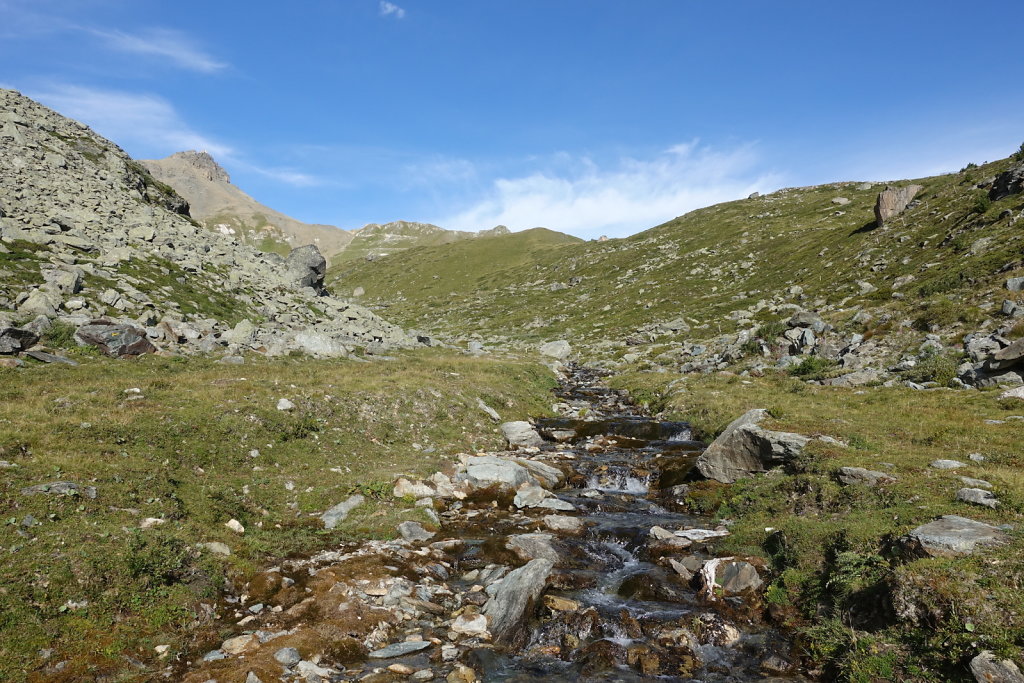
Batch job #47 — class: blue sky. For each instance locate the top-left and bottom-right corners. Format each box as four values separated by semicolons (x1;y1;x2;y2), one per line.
2;0;1022;238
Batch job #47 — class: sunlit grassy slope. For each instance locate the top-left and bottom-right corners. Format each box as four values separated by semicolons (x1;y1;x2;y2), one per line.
331;156;1024;350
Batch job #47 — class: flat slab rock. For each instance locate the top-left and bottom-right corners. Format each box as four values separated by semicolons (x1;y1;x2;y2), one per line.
367;641;432;659
905;515;1009;557
837;466;896;487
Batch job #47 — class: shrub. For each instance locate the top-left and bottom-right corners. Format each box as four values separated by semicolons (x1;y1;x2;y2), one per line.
973;193;992;215
758;319;787;340
789;356;838;380
1014;142;1024;162
901;353;959;387
41;320;77;349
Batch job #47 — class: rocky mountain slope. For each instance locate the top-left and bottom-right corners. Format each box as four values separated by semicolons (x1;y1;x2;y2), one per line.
337;151;1024;388
141;150;354;258
0;88;421;360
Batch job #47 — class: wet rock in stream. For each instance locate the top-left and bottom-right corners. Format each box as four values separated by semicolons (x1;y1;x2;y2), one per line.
181;364;807;682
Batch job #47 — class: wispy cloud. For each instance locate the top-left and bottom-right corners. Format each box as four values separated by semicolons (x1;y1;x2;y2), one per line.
379;1;406;19
28;84;233;157
90;27;228;73
436;142;782;239
234;161;323;188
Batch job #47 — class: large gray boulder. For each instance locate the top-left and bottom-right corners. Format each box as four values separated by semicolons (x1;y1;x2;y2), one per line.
483;558;554;644
74;320;157;357
0;326;39;354
284;244;327;295
902;515;1009;558
500;421;545;448
970;651;1024;682
874;184;923;226
538;340;571;360
990;161;1024;202
988;338;1024;371
694;409;809;483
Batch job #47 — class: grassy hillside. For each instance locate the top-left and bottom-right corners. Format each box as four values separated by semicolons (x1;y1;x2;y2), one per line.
331;222;511;268
331;155;1024;354
330;226;583;302
0;350;556;680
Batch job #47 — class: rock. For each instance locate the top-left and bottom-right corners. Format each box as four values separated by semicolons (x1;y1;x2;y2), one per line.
394;478;436;499
542;595;581;612
24;351;78;365
284;244;327;294
476;398;500;422
1007;278;1024;292
957;488;999;509
989;338;1024;371
274;647;302;667
538;340;571;360
542;515;584;534
990;161;1024;201
903;515;1009;557
398;521;436;543
694;409;808;483
874;184;923;225
463;456;535;490
225;519;244;534
0;326;39;354
367;641;432;659
221;634;258;655
837;467;897;487
717;561;762;593
221;319;256;346
787;310;824;330
506;533;559;562
831;197;850;205
321;494;364;529
21;481;97;498
513;484;551;508
970;650;1024;682
450;613;490;638
74;321;156;357
930;459;968;470
200;542;231;556
499;421;545;449
960;476;993;489
18;289;59;317
244;673;262;683
292;330;349;357
276;398;295;411
536;498;575;511
482;558;554;643
1000;386;1024;400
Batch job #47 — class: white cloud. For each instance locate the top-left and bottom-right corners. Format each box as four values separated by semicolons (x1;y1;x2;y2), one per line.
235;161;323;188
436;142;783;239
28;84;233;158
91;28;228;73
379;1;406;19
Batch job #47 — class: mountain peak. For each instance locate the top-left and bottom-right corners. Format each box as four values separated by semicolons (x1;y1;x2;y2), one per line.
167;150;231;184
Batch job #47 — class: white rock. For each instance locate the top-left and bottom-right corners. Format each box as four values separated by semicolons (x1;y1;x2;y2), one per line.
277;398;296;411
225;519;245;534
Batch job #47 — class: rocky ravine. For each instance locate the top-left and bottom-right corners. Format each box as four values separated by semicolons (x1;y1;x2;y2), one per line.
0;89;424;361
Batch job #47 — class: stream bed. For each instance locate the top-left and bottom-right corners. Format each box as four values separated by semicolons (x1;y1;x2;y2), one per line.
183;365;809;683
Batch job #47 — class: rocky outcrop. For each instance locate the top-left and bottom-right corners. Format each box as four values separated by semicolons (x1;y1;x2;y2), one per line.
874;184;923;226
990;161;1024;202
694;409;809;483
901;515;1009;558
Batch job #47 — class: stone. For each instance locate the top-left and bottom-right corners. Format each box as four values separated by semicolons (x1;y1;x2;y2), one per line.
837;467;897;487
274;647;301;667
542;595;580;612
394;478;436;499
716;560;763;593
513;484;551;508
18;290;59;317
538;340;571;360
464;456;531;489
904;515;1009;557
221;634;257;655
542;514;584;534
221;319;256;346
970;650;1024;682
482;558;554;643
21;481;96;498
694;409;808;483
0;326;39;354
24;351;77;366
450;613;490;638
74;321;156;357
831;197;850;205
200;542;231;556
284;244;327;294
957;488;999;509
990;161;1024;201
368;641;432;659
398;521;436;543
276;398;296;411
506;533;559;562
476;398;500;422
225;519;244;534
930;459;968;470
874;184;923;225
321;494;364;529
989;338;1024;370
960;476;993;489
292;330;349;357
536;498;576;511
1006;278;1024;292
499;421;545;449
787;310;824;330
1000;386;1024;400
